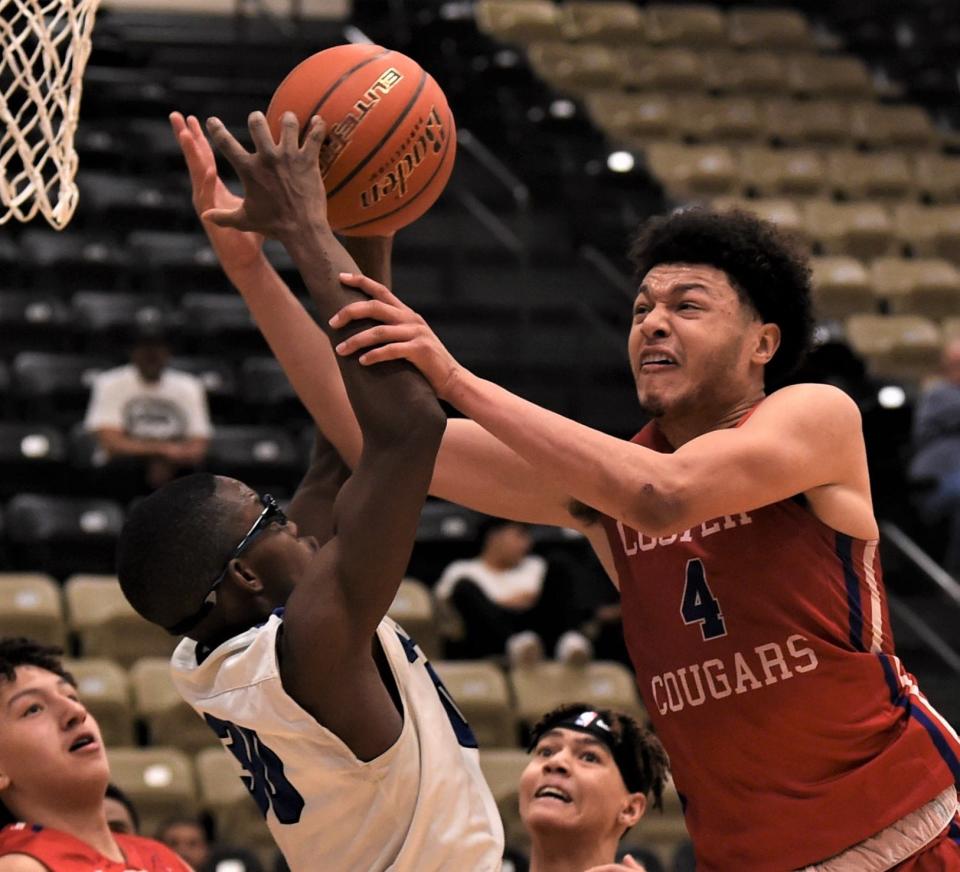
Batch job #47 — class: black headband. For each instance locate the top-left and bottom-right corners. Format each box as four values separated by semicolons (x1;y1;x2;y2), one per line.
528;709;646;794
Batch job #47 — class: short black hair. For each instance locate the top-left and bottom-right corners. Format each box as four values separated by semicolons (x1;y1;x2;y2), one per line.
629;207;814;389
529;702;670;811
156;814;209;842
116;473;242;633
477;516;528;547
0;638;76;826
105;782;141;833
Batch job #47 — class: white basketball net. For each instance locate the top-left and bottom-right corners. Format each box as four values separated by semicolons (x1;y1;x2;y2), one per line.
0;0;101;229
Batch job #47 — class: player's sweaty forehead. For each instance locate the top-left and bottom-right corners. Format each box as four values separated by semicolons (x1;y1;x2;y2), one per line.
636;263;737;300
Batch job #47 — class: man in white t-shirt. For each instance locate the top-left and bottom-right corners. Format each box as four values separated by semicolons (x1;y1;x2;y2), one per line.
83;327;211;489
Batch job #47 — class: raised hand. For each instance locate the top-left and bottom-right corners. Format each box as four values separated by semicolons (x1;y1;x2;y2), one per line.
329;272;465;399
170;111;264;275
202;110;328;241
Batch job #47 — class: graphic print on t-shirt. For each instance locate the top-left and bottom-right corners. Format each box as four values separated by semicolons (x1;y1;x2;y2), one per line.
122;396;188;440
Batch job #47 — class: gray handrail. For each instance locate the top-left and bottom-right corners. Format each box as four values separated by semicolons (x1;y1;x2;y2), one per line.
881;521;960;610
457;129;530;210
887;594;960;675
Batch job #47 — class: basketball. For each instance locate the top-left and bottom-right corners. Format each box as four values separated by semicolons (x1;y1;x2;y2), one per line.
266;44;457;237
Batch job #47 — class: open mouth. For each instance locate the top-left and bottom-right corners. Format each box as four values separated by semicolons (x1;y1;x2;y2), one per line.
534;786;572;803
68;734;97;752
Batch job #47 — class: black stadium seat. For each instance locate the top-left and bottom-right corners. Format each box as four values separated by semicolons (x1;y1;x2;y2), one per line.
0;292;71;354
206;425;301;492
0;423;68;497
239;357;304;423
71;291;171;343
5;494;124;577
180;292;267;357
12;352;116;424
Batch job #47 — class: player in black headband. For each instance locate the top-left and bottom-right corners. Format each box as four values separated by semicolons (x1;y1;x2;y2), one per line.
520;703;670;872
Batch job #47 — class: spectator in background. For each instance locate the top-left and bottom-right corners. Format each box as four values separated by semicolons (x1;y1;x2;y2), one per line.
103;783;139;836
910;337;960;578
436;517;594;666
83;325;212;491
156;817;210;871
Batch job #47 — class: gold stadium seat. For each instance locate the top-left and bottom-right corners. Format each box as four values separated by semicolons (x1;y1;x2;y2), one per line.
475;0;562;45
810;256;874;320
711;197;804;236
846;314;942;381
584;92;680;143
913;154;960;204
434;660;517;748
727;8;813;50
645;4;727;46
785;55;874;99
108;747;196;837
737;147;825;197
703;50;788;95
479;749;531;853
510;661;644;728
526;42;619;93
825;151;915;201
64;574;176;667
645;143;738;198
559;2;645;43
0;572;65;647
892;204;960;261
678;95;763;143
130;657;218;753
388;578;440;660
761;98;852;146
869;258;960;319
195;747;275;861
944;318;960;343
851;103;938;150
621;776;691;865
617;47;706;92
802;201;896;259
63;657;134;746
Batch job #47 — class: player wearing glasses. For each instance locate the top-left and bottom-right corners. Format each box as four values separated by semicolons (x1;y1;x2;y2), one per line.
114;112;503;872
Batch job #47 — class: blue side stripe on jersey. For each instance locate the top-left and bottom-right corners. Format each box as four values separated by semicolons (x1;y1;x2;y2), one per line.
836;534;865;652
877;653;902;706
910;706;960;783
949;818;960;846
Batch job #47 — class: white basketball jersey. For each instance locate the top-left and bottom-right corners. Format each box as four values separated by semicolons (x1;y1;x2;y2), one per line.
170;612;504;872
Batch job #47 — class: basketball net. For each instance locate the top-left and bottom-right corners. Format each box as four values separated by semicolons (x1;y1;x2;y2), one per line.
0;0;100;229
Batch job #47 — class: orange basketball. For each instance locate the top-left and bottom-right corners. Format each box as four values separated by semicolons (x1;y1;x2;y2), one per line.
266;44;457;237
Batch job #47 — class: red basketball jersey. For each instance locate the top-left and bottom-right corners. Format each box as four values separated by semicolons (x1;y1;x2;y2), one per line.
601;419;960;871
0;823;191;871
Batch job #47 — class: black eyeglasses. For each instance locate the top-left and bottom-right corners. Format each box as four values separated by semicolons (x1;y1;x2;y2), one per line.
166;493;288;636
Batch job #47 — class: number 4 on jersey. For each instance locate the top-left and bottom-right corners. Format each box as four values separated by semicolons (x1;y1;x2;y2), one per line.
681;559;727;640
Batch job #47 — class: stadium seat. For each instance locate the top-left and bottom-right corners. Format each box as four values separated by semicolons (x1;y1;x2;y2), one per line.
526;42;619;93
825;152;915;201
727;8;813;50
810;257;875;320
703;50;788;95
434;660;517;748
678;95;763;143
6;496;124;577
583;92;679;143
64;574;177;666
416;501;479;543
644;143;738;198
711;197;804;236
0;422;68;497
761;98;853;146
126;231;222;294
70;291;169;341
616;47;706;92
0;292;71;354
11;352;115;423
0;572;66;647
845;314;942;381
736;147;825;197
475;0;562;45
802;201;897;259
850;103;938;150
479;749;531;852
194;747;275;861
559;2;644;43
785;55;874;98
510;661;645;728
943;318;960;344
388;578;440;660
206;425;302;487
107;747;197;837
130;657;217;752
76;170;189;230
63;657;134;746
239;357;303;421
913;154;960;203
869;258;960;319
180;293;266;357
892;204;960;260
19;230;131;291
644;4;727;46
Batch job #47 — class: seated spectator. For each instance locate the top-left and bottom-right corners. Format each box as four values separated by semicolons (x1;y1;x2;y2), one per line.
103;783;139;836
436;518;593;666
520;703;670;872
156;817;210;870
83;326;212;492
909;338;960;578
0;637;190;871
